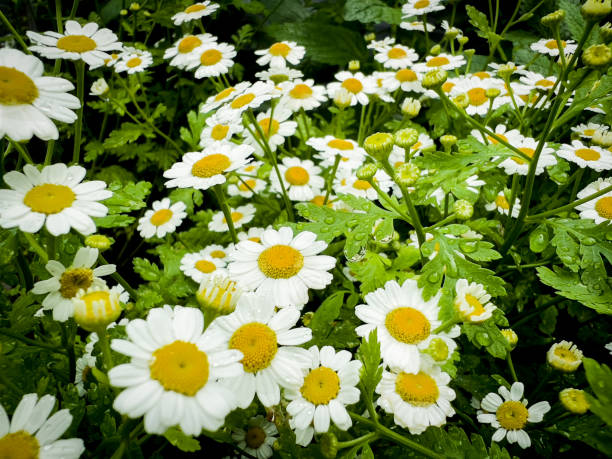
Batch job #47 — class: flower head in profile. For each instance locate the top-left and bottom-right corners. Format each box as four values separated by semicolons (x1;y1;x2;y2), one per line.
208;204;256;232
575;178;612;224
164;33;217;69
547;340;583;372
530;38;577;57
454;279;497;323
171;1;219;25
557;140;612;171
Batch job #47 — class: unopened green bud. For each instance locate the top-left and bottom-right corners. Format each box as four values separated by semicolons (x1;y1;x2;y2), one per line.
582;44;612;68
422;69;448;90
348;60;360;71
401;97;421;118
227;174;239;184
486;87;501;99
129;2;140;10
301;311;314;327
600;22;612;43
430;44;441;55
518;12;534;21
364;132;394;161
85;234;113;251
439;134;457;150
497;63;517;79
120;8;128;15
269;73;290;84
333;87;352;109
394;128;419;149
501;328;518;350
541;9;566;27
452;93;469;109
464;48;475;58
364;33;376;42
319;433;338;459
444;28;461;40
457;36;469;46
454;200;474;219
356;163;379;181
425;337;450;362
395;163;420;186
559;388;590;414
581;0;612;21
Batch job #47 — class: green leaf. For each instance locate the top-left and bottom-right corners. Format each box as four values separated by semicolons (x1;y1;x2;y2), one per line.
84;140;105;162
179;110;208;148
343;0;402;25
466;5;491;40
104;122;154;149
103;181;152;214
310;291;346;345
584;357;612;426
415;426;512;458
163;427;201;452
347;251;395;294
553;72;612;130
553;414;612;455
8;292;38;334
133;258;162;282
462;314;508;359
357;329;383;399
92;214;135;228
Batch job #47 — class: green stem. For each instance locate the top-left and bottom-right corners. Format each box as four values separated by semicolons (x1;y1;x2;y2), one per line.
527;183;612;221
60;321;77;381
46;233;56;260
507;174;520;223
511;297;564;328
568;167;585;203
506;352;518;382
99;253;139;301
0;328;67;354
68;0;80;18
337;432;379;449
423;13;430;51
433;316;460;334
426;213;456;230
23;232;49;262
553;25;567;71
55;0;64;33
357;103;367;145
0;9;31;54
323;155;341;205
300;108;311;139
213;184;238;244
72;61;86;164
10;140;33;164
96;328;115;372
369;179;412;223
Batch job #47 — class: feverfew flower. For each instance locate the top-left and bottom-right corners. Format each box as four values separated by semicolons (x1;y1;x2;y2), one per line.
270;157;324;202
255;41;305;67
180;251;227;284
137;198;187;239
217;81;278;115
575;178;612;224
486;191;521;218
89;77;109;96
307;136;367;170
571;122;608;139
326;71;377;106
171;2;219;25
114;49;153;74
208;204;256;232
547;341;583;372
374;44;419;69
454;279;497;323
557;140;612;171
414;53;466;72
187;42;236;79
278;79;328;112
530;38;577;57
243;107;298;153
334;168;393;201
402;0;445;16
498;136;557;176
400;19;435;32
164;33;217;69
382;67;424;93
449;77;506;116
231;416;278;459
200;81;251;113
199;109;244;147
255;66;304;83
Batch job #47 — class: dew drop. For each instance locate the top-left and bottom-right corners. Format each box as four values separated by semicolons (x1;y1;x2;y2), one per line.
324;217;335;224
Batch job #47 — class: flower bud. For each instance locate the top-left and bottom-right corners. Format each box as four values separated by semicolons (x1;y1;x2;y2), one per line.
129;2;140;10
394;128;419;149
582;44;612;68
120;8;128;15
424;337;450;362
559;388;590;414
364;33;376;42
73;286;122;332
319;433;338;459
444;28;461;40
547;340;583;372
269;73;289;84
440;134;457;150
84;234;113;251
454;200;474;219
196;275;242;315
541;9;566;27
452;93;469;109
464;48;475;58
364;132;394;161
348;60;360;71
422;69;448;90
356;163;378;181
496;63;517;79
90;78;109;97
457;36;469;46
581;0;612;21
485;87;501;99
301;311;314;326
401;97;421;118
600;22;612;43
592;128;612;146
333;87;352;109
430;44;441;55
394;163;420;186
501;328;518;350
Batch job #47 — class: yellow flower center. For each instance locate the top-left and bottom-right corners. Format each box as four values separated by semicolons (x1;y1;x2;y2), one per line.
211;124;230;141
512;147;535;165
185;4;207;13
249;236;261;243
59;267;94;299
342;78;363;94
126;57;142;68
56;35;97;52
244;164;256;172
210;249;226;258
575;148;600;161
535;79;554;88
215;86;235;101
467;87;487;106
545;39;566;50
178;35;202;53
465;293;485;317
257;244;304;279
385;307;431;344
396;69;418;82
387;47;407;59
0;431;40;459
553;347;579;362
150;208;173;226
300;366;341;405
352;179;372;190
23;183;76;214
285;166;310;186
269;42;291;57
0;66;39;105
442;81;455;93
222;211;244;224
411;141;423;151
327;139;354;150
149;340;209;396
200;49;223;66
496;400;528;430
290;83;313;99
473;71;491;79
426;56;450;67
191;153;231;177
245;426;267;449
495;194;510;210
229;322;278;373
231;93;256;109
414;0;430;8
595;196;612;219
395;371;439;406
487;133;507;144
583;128;595;136
258;118;280;137
239;179;256;192
195;259;217;273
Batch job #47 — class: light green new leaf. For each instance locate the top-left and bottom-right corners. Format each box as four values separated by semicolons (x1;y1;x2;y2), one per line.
104;122;154;149
164;427;201;452
103;181;152;214
93;214;135;228
343;0;402;25
133;257;162;282
310;290;346;345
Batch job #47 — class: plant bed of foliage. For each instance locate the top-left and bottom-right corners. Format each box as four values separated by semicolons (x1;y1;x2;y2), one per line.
0;0;612;457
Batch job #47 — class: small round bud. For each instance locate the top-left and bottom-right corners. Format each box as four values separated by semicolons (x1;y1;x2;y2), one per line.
364;33;376;42
356;162;378;181
401;97;421;118
464;48;475;58
301;311;314;326
120;8;128;15
424;337;450;362
444;28;461;40
452;93;469;109
89;78;109;97
348;60;360;71
485;87;501;99
319;433;338;459
394;162;420;186
581;0;612;21
600;22;612;43
394;128;419;149
364;132;394;161
501;328;518;350
85;234;113;251
496;63;517;79
73;286;122;332
592;128;612;146
541;9;566;27
547;340;583;372
333;87;352;109
457;36;469;46
582;44;612;68
129;2;140;10
227;174;239;185
422;69;448;90
439;134;457;150
269;73;290;84
559;388;590;414
454;200;474;219
518;12;534;21
196;275;242;315
430;44;441;55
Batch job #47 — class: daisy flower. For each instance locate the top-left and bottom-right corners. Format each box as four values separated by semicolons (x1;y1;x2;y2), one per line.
163;143;254;190
256;66;304;83
137;198;187;239
557;140;612;171
307;136;367;170
217;81;279;115
0;163;111;235
109;305;242;435
255;41;305;67
376;363;456;434
477;382;550;449
200;243;235;262
208;203;256;232
186;42;236;79
519;71;558;94
400;19;435;32
200;81;251;113
114;49;153;74
441;20;464;38
285;345;362;446
470;124;523;146
199;110;244;147
382;67;424;93
408;132;435;154
355;279;454;373
206;293;312;407
164;33;217;69
334;168;393;201
171;1;219;25
326;71;377;106
530;38;577;57
228;226;336;308
0;48;80;141
576;178;612;224
498;136;557;176
402;0;445;16
0;393;84;458
486;191;521;217
270;157;324;202
372;71;397;102
278;79;327;112
75;352;97;396
454;279;497;323
180;251;227;283
449;76;506;116
231;415;278;459
228;176;267;198
546;341;583;372
374;44;419;69
414;53;466;72
31;247;114;321
237;226;267;243
27;20;122;69
243;107;298;153
572;122;608;139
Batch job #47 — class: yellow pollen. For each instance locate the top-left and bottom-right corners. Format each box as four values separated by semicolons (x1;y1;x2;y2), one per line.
23;183;75;214
185;4;207;13
0;431;40;459
411;141;422;150
258;244;304;279
496;400;528;430
342;78;363;94
215;87;235;101
59;267;94;299
495;195;510;210
126;57;142;68
487;133;507;144
545;39;566;50
211;124;230;141
328;139;354;150
200;49;223;66
575;148;600;161
553;347;579;362
245;426;267;449
473;71;491;79
258;118;280;137
285;166;310;186
353;179;371;190
178;35;202;53
595;196;612;219
512;147;535;165
231;93;256;109
289;83;313;99
150;208;173;226
300;366;341;405
388;47;407;59
0;66;39;105
150;341;209;396
191;153;231;177
269;42;291;57
195;259;217;273
385;307;431;344
56;35;97;53
536;79;554;88
222;211;244;224
210;249;226;258
229;322;278;372
426;56;450;67
395;371;439;406
467;87;487;106
239;179;256;192
584;129;595;136
465;293;485;317
414;0;430;8
396;69;418;82
442;81;455;93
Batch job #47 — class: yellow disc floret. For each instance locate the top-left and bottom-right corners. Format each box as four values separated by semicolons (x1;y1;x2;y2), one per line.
56;35;97;52
229;322;278;372
185;4;207;13
385;307;431;344
149;340;209;396
285;166;310;185
467;87;487;106
395;371;439;406
0;66;39;105
231;93;256;109
342;78;363;94
126;57;142;68
300;366;341;405
59;267;94;299
595;196;612;219
327;139;354;150
191;153;231;177
289;84;313;99
269;42;291;57
211;124;230;141
195;260;217;273
427;56;450;67
245;426;267;449
0;430;40;459
387;47;407;59
496;400;528;430
150;208;173;226
258;245;304;278
200;49;223;66
23;184;76;214
575;148;601;161
178;35;202;53
215;86;235;101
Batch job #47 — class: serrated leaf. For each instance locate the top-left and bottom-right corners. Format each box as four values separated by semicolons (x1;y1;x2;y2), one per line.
163;427;201;452
93;214;135;228
104;122;154;149
584;357;612;426
103;181;152;214
133;258;162;282
462;316;508;359
357;329;383;400
310;290;345;345
466;5;491;40
343;0;402;25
